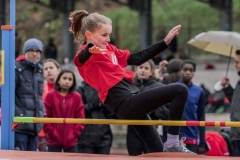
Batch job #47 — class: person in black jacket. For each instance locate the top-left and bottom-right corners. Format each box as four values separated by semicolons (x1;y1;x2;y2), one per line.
15;38;45;151
127;60;170;155
76;81;114;154
220;50;240;156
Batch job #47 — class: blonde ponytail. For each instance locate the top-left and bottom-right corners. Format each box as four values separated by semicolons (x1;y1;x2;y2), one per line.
69;10;88;44
69;10;112;45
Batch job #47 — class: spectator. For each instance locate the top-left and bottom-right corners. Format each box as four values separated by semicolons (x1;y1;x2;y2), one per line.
43;70;85;153
220;50;240;156
177;59;207;154
38;59;61;152
44;38;58;60
15;38;45;151
164;58;182;84
206;81;229;113
42;59;61;100
77;81;114;154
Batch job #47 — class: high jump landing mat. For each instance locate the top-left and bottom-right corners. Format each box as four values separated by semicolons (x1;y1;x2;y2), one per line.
0;150;239;160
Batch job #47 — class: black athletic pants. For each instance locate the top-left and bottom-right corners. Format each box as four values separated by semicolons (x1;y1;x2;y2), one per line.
113;83;188;154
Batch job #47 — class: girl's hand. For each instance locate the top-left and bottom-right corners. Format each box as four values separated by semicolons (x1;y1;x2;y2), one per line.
89;46;108;54
164;24;181;45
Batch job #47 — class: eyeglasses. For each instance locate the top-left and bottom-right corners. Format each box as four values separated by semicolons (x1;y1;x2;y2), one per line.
27;49;42;54
235;61;240;65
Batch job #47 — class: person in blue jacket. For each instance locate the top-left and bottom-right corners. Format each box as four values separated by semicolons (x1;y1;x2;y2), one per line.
177;59;207;154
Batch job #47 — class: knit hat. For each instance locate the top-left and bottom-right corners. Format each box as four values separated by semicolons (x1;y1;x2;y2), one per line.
23;38;43;54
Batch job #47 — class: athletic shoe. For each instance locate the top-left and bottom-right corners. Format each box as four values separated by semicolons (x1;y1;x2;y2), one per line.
163;137;196;154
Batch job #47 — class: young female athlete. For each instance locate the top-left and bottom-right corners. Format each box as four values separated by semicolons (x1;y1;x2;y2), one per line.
69;10;194;154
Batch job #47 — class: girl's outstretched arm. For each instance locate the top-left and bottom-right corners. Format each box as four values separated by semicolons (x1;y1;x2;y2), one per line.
127;40;168;66
127;25;181;66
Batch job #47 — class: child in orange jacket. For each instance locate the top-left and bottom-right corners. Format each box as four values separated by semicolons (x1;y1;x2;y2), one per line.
38;59;61;151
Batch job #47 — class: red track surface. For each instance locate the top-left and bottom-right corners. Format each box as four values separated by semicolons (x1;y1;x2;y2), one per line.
0;150;239;160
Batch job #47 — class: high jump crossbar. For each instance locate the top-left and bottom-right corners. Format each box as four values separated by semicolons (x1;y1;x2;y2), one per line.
13;117;240;127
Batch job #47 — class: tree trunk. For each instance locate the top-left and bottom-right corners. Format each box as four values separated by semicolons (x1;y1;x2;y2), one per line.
139;0;152;50
219;0;232;31
62;0;75;60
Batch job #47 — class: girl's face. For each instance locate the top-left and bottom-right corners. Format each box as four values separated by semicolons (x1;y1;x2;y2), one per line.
58;72;74;91
58;72;73;90
136;62;153;80
86;23;112;49
43;61;60;83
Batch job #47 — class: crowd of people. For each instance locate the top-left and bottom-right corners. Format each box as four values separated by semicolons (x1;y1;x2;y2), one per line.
0;9;240;157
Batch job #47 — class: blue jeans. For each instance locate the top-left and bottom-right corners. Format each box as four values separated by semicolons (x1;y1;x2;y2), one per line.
233;140;240;156
15;132;38;151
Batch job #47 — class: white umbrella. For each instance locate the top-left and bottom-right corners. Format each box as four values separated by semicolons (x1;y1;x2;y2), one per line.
187;31;240;76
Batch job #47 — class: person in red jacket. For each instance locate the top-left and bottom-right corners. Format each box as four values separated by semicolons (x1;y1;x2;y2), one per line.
69;10;194;154
43;70;85;152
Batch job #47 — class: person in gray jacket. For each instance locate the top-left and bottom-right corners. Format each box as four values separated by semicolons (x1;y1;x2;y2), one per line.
220;50;240;156
14;38;44;151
